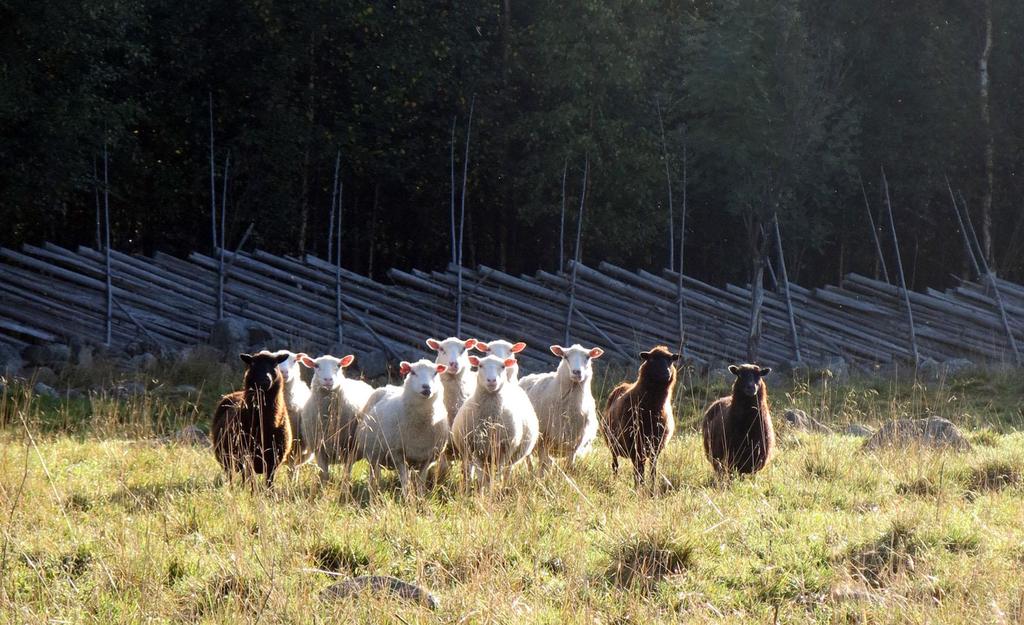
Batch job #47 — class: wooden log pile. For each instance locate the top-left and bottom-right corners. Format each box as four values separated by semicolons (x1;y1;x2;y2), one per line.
0;242;1020;374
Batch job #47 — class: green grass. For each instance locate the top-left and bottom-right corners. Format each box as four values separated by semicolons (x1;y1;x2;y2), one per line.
0;366;1023;623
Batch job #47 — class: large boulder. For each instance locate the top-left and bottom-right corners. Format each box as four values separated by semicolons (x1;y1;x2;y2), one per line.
354;349;389;380
863;416;970;452
127;352;159;372
22;343;70;369
844;423;875;438
782;408;833;434
320;576;439;610
0;342;23;377
209;318;275;353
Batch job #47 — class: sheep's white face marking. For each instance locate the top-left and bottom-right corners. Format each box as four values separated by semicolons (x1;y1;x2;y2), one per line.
426;336;477;376
270;349;304;383
401;359;446;398
468;355;515;393
298;354;355;391
550;344;604;384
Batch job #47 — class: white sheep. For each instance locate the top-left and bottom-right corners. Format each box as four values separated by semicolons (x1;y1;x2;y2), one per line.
452;354;539;488
357;359;449;497
474;339;526;382
298;354;375;484
270;349;313;466
519;344;604;472
425;336;478;424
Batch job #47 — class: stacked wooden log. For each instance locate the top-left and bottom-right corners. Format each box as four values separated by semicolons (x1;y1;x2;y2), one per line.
0;242;1020;373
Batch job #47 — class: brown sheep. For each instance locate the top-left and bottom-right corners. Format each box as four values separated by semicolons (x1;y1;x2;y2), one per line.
602;346;680;487
702;364;774;476
211;351;293;486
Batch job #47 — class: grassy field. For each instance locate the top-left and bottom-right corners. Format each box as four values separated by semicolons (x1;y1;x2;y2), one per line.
1;362;1023;624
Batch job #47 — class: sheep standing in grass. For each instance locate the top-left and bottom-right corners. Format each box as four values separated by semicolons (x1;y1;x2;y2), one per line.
602;346;679;488
452;354;539;488
702;364;774;476
426;337;478;424
358;359;449;497
211;351;292;486
271;349;313;466
519;344;604;472
474;339;526;382
298;354;374;484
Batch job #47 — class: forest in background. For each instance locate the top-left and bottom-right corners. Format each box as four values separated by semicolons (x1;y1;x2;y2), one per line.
2;0;1023;288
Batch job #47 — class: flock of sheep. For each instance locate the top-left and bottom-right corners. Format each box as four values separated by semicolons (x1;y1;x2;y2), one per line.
211;337;776;495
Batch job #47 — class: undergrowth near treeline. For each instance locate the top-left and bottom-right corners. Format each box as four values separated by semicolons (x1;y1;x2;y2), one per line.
0;361;1023;623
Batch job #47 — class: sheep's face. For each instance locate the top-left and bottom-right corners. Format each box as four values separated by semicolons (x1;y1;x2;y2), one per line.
270;350;304;383
240;351;288;392
551;344;604;384
475;339;526;380
400;359;446;398
638;347;680;385
729;364;771;398
298;354;355;391
468;355;515;393
426;336;477;375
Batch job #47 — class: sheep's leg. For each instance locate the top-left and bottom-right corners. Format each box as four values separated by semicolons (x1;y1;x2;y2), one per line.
633;457;646;489
610;454;619;477
314;450;330;486
537;445;551;478
397;460;413;499
366;462;381;500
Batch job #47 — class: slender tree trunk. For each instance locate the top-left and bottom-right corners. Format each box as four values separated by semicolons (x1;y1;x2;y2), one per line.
746;210;765;362
367;183;379;277
297;33;317;254
979;0;994;264
498;0;513;271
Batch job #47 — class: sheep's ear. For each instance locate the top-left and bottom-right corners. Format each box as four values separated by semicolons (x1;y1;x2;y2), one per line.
503;358;517;368
273;352;289;364
436;364;447;374
549;345;565;357
467;355;481;367
728;365;740;375
589;347;605;359
399;361;412;376
425;338;441;351
475;342;490;352
759;367;772;377
339;354;356;368
239;353;253;365
298;354;316;368
639;351;651;360
464;338;478;349
511;342;527;353
671;353;682;362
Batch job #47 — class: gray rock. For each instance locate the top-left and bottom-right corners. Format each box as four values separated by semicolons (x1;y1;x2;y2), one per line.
22;343;70;368
817;356;849;383
172;425;209;446
941;358;974;378
844;423;875;438
782;408;833;434
0;342;23;377
164;384;199;399
69;339;95;368
320;576;439;610
916;357;940;380
863;416;970;452
127;352;159;372
209;318;275;352
23;366;58;387
355;349;389;379
33;382;59;399
114;381;147;398
65;388;85;401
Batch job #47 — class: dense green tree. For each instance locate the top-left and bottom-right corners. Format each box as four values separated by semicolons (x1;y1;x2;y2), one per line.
1;0;1022;287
